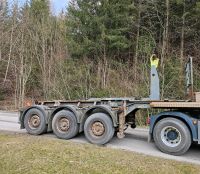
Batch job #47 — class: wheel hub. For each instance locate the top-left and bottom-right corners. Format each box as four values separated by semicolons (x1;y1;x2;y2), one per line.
91;121;105;136
167;130;178;141
58;118;70;132
161;126;181;147
29;115;40;128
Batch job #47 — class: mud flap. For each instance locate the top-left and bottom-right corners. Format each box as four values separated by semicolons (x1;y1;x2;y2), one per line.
198;121;200;144
148;132;153;143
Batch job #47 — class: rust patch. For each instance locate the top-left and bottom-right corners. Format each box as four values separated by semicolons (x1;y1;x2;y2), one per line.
91;121;105;136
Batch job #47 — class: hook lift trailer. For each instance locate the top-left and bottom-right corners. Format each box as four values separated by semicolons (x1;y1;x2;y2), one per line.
19;57;200;155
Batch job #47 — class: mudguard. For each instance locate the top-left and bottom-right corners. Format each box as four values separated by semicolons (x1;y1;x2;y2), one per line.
47;105;82;132
49;105;82;123
80;105;118;132
19;105;49;129
150;111;198;142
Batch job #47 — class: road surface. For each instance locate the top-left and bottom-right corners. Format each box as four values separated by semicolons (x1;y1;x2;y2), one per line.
0;111;200;165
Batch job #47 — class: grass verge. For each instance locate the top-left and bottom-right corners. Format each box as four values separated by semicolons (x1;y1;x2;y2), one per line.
0;132;199;174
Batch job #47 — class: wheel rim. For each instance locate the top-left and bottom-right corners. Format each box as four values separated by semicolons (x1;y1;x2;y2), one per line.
91;121;105;136
57;117;70;133
161;126;182;147
28;115;41;129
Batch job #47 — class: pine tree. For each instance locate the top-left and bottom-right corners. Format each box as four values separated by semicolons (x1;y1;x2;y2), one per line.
29;0;50;23
66;0;136;60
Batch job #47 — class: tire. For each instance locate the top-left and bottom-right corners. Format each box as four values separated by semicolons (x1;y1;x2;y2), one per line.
84;113;115;145
153;118;191;155
52;110;79;139
24;108;47;135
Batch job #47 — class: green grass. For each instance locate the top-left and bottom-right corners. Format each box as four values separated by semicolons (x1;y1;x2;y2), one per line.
0;133;199;174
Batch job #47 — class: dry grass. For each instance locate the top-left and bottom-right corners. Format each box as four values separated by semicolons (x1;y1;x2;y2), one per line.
0;133;199;174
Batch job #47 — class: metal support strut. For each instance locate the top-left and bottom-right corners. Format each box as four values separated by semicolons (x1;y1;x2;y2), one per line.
117;101;127;139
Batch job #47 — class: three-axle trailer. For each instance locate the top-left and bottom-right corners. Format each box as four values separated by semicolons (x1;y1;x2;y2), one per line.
19;57;200;155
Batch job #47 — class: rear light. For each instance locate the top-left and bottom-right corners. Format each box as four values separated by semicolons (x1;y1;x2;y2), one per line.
193;119;198;125
24;100;32;107
146;117;150;125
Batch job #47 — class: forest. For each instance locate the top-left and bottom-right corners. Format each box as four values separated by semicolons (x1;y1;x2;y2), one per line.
0;0;200;111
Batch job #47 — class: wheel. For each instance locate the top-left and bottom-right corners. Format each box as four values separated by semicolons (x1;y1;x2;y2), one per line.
24;108;47;135
84;113;115;145
153;118;191;155
52;110;79;139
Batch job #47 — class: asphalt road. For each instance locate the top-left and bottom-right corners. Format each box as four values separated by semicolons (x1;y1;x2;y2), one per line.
0;111;200;165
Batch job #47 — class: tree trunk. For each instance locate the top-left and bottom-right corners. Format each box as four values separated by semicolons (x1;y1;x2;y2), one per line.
180;0;186;70
4;26;14;84
161;0;170;99
134;0;141;82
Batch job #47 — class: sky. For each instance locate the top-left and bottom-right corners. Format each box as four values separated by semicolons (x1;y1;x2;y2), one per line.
51;0;69;15
8;0;69;15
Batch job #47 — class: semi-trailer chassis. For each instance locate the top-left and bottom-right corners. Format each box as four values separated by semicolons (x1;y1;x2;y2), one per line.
19;57;200;155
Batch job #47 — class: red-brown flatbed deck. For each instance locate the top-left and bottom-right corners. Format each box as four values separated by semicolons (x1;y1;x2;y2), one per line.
150;101;200;108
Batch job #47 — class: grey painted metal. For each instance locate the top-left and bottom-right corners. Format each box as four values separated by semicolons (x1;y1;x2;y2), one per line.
185;57;194;100
150;65;160;100
126;103;150;116
198;121;200;144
